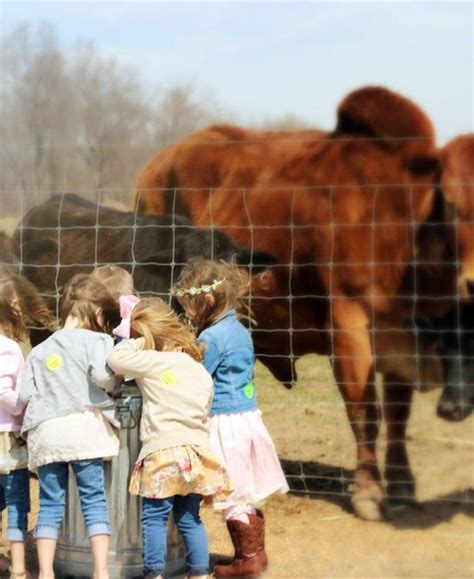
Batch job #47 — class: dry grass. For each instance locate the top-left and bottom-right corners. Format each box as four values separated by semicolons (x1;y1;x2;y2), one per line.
1;356;472;578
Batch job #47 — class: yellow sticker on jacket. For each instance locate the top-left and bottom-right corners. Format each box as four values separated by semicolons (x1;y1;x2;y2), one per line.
161;370;177;387
46;353;63;372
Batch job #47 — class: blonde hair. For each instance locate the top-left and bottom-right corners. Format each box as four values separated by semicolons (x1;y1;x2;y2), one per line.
92;265;135;299
172;259;248;332
0;268;56;341
60;273;121;334
130;298;203;362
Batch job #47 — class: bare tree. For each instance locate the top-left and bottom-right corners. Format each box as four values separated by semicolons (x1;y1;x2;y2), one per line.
0;22;319;218
1;24;75;206
72;43;154;200
152;84;229;147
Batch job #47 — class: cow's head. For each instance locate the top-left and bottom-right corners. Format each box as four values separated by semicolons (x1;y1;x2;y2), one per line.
439;134;474;300
141;225;277;289
435;303;474;421
437;353;474;421
178;225;278;274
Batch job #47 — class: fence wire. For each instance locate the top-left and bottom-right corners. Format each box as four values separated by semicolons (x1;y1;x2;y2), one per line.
1;185;472;506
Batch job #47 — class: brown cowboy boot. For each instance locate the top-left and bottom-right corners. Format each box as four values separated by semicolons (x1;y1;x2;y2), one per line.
253;510;268;570
214;511;268;578
215;519;241;565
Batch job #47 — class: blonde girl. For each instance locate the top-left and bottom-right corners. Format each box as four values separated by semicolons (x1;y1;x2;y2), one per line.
20;273;121;579
107;298;231;579
173;260;289;579
0;268;55;579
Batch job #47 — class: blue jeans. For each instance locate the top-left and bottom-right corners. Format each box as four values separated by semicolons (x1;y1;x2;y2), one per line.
142;494;209;576
0;469;30;541
35;459;111;540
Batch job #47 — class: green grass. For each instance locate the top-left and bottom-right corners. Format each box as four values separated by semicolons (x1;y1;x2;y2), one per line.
255;354;338;407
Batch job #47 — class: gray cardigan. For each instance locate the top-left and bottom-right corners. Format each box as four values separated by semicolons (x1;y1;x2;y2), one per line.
20;328;116;434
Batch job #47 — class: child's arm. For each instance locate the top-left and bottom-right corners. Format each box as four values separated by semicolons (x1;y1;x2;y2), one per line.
18;357;35;406
87;335;116;393
107;337;153;379
0;345;25;415
198;333;221;376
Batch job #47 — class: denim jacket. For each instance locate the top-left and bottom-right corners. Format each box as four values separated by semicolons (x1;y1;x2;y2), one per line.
198;309;258;416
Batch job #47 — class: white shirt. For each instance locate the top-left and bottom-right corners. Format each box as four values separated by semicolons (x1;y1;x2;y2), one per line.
27;408;119;470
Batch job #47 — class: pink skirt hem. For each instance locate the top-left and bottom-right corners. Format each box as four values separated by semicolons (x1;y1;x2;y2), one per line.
208;410;289;509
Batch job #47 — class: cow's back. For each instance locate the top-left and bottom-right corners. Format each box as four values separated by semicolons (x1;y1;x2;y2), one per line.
135;86;441;316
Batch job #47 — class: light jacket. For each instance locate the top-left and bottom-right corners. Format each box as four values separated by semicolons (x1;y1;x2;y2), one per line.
199;309;258;416
20;328;116;434
0;335;26;432
107;337;213;461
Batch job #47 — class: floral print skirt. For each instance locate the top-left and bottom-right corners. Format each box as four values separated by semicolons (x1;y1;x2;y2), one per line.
129;445;233;503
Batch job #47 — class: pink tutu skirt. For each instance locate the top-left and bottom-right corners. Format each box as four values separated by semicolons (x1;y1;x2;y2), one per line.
209;409;289;509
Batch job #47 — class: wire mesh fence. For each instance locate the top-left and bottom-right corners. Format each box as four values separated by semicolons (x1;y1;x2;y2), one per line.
1;173;473;509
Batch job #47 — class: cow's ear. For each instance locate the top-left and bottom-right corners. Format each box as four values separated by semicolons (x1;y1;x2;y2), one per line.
236;249;278;273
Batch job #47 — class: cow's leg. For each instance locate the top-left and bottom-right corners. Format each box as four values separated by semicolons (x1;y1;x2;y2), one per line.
332;301;383;521
383;378;415;504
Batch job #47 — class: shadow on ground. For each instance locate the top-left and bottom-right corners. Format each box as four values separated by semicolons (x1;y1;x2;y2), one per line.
280;459;474;529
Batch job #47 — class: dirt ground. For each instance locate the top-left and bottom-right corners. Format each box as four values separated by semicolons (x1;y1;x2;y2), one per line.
202;355;474;578
1;354;473;578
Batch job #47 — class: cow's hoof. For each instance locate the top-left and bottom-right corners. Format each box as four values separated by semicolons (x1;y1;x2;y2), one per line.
351;486;385;521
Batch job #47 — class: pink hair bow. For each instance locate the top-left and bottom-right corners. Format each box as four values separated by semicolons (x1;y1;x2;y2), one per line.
113;295;140;339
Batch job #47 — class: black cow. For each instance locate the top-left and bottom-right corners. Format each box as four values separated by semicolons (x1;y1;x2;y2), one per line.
436;303;474;421
0;232;19;272
14;194;275;342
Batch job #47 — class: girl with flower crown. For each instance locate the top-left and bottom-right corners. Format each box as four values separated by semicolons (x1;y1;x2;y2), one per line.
107;298;232;579
173;259;288;579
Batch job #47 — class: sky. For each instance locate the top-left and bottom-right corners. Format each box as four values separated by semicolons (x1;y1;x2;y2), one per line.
1;1;473;144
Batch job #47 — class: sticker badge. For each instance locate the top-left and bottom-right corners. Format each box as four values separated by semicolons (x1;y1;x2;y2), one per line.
46;353;63;372
161;370;177;387
244;382;255;399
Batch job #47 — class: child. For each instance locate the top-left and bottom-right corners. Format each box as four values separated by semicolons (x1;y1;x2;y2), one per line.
172;260;289;578
0;268;55;579
20;273;121;579
107;298;232;579
92;265;134;300
92;265;139;341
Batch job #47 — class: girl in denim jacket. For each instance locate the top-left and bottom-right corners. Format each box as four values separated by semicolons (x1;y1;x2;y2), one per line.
0;268;55;579
173;260;288;578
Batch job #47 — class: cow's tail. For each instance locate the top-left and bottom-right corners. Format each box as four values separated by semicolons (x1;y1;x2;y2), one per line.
133;143;178;215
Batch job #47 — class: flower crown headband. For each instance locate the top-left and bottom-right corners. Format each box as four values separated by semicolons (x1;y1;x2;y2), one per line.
172;278;225;298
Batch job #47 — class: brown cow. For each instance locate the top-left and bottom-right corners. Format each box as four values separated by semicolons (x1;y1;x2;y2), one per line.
134;86;458;521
